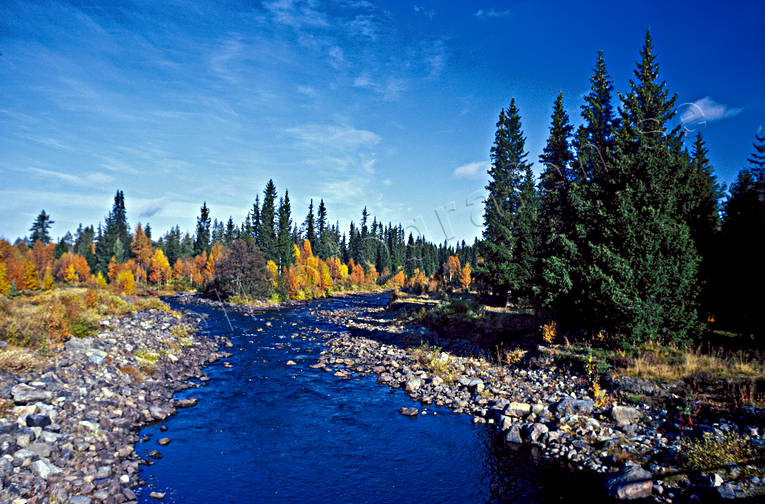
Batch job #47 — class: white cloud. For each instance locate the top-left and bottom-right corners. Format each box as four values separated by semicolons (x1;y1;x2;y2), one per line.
679;96;743;124
413;5;435;19
474;9;511;18
263;0;329;29
328;46;346;69
453;161;489;178
297;85;317;96
353;72;407;100
29;167;114;186
284;123;380;151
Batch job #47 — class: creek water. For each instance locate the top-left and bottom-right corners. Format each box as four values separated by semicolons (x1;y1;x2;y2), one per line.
135;293;609;503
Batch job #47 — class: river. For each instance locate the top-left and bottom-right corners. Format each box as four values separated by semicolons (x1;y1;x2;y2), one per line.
134;293;608;503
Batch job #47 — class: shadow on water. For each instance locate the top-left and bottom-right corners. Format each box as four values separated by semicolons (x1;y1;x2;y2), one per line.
134;294;615;503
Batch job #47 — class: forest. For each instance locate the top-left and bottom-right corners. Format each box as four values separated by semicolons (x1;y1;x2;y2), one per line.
1;32;763;351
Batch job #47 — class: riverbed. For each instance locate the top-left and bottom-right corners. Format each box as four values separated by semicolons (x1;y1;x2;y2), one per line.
135;293;609;503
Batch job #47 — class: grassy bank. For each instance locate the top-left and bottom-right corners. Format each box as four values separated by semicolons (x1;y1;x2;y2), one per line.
390;290;765;412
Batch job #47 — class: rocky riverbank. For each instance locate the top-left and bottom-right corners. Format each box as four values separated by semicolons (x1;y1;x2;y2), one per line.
0;308;231;504
311;303;764;502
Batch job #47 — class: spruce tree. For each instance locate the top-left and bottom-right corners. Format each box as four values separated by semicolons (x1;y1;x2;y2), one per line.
258;180;278;263
478;99;530;303
29;210;54;244
304;199;316;247
194;202;211;255
513;166;540;302
276;191;293;269
224;217;238;244
316;199;328;258
251;194;261;241
585;32;700;344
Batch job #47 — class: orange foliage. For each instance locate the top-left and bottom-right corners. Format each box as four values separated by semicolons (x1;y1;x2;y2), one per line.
54;252;90;282
108;256;121;283
459;262;472;290
0;239;26;289
116;269;136;295
29;240;55;278
443;255;461;283
131;224;154;268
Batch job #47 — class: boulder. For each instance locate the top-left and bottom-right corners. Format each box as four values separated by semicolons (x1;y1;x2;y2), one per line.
611;406;642;426
404;377;422;394
505;424;524;444
31;458;62;479
606;462;653;500
525;422;549;443
11;384;52;405
504;402;531;417
399;407;418;417
26;414;52;428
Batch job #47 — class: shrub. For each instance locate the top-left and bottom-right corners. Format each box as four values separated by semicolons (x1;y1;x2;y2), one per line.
677;431;756;471
541;321;557;344
210;239;271;299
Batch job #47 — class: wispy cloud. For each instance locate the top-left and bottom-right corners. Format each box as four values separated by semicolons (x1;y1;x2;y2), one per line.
284;123;380;152
353;73;407;100
297;85;317;96
29;167;114;186
413;5;435;19
263;0;329;29
679;96;743;124
474;9;512;18
453;161;489;178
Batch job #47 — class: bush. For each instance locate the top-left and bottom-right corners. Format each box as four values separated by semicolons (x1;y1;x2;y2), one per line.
210;239;271;300
677;431;756;471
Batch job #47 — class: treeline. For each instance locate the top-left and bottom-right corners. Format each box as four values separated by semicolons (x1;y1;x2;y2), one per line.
477;31;765;345
1;179;478;301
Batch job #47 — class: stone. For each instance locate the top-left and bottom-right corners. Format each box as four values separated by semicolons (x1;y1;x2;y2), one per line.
11;384;52;405
95;465;112;479
467;378;484;393
606;462;653;500
26;414;52;428
404;377;422;393
498;415;513;432
611;406;641;426
69;497;92;504
31;458;62;479
175;398;198;408
158;438;171;446
286;360;297;366
398;407;418;417
150;491;166;499
554;397;595;415
87;354;106;366
504;402;531;417
525;422;549;443
505;424;524;444
28;442;53;458
697;473;724;488
148;450;163;460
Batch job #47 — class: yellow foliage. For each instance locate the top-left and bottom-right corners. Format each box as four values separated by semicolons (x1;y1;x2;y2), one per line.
42;272;55;291
0;261;10;295
149;249;172;285
23;261;40;291
65;263;78;283
459;262;471;290
266;260;279;288
95;271;108;289
541;321;557;344
116;269;136;295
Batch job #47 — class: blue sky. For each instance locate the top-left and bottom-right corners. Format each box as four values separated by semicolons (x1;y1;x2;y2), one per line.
1;0;763;244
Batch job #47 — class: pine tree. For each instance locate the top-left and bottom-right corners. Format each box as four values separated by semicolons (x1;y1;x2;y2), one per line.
53;232;73;259
29;210;54;244
276;190;293;269
96;191;129;272
258;180;278;263
304;199;316;247
194;202;211;255
478;99;530;303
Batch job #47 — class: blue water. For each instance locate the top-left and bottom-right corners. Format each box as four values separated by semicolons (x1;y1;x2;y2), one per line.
135;294;608;503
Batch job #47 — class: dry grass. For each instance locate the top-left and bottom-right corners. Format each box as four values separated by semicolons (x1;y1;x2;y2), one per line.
623;345;764;382
0;347;43;373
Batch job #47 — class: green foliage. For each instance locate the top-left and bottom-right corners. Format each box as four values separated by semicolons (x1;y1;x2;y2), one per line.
7;281;20;299
29;210;54;244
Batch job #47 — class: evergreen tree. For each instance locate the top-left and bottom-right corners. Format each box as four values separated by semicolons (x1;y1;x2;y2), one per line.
747;126;765;171
96;191;129;270
584;32;700;344
258;180;278;262
224;217;238;244
194;202;212;255
251;194;261;241
477;99;530;303
316;199;328;258
304;199;316;247
53;232;73;259
29;210;54;244
276;190;293;269
513;167;540;302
